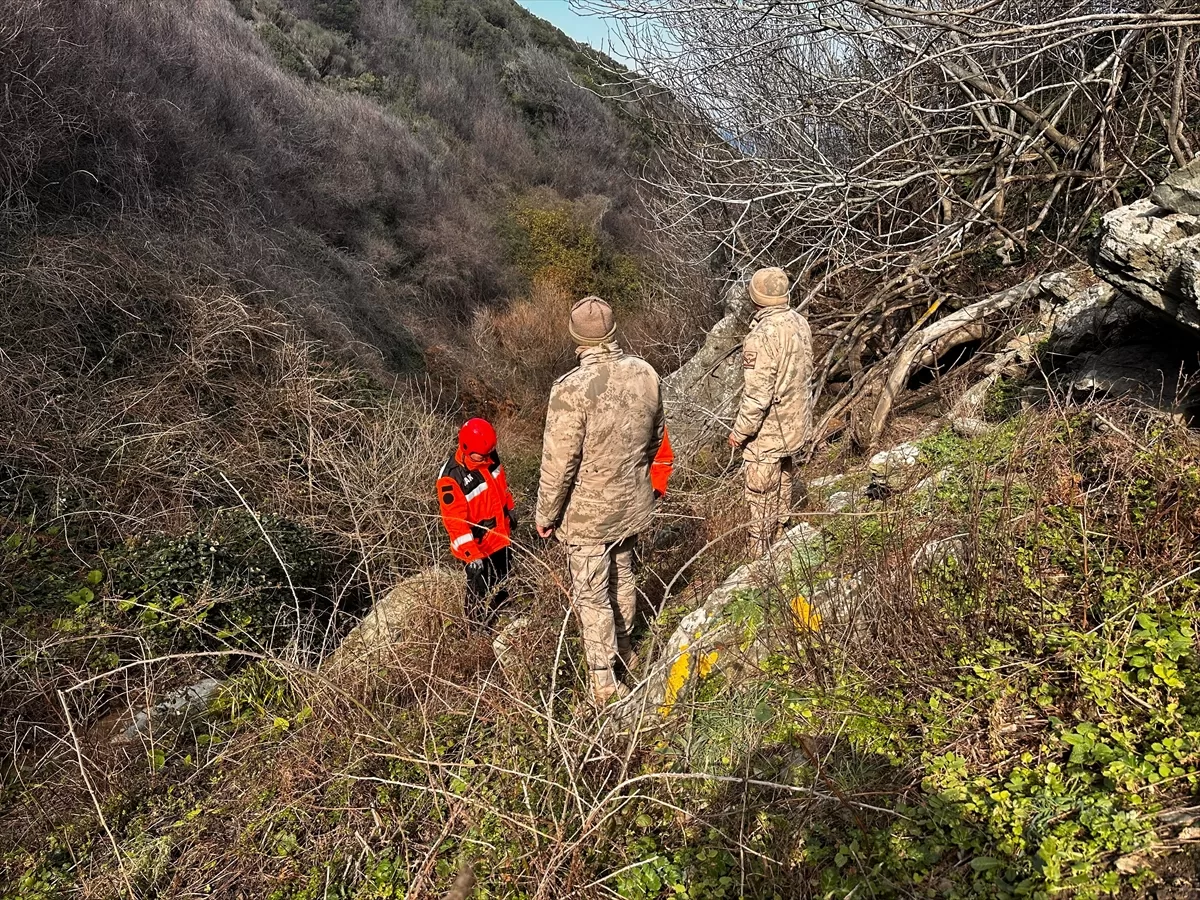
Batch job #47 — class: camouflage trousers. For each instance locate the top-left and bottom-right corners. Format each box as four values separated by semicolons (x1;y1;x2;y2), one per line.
565;535;638;676
744;455;795;557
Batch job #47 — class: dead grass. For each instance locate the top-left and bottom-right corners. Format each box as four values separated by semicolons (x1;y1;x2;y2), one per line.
8;397;1200;897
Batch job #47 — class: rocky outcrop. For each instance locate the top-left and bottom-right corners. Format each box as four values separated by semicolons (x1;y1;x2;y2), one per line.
1042;281;1150;358
618;522;828;722
1096;199;1200;331
662;278;753;463
1152;157;1200;217
620;519;969;724
324;569;463;673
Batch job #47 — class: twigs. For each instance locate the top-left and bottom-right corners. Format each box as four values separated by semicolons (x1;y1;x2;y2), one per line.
865;274;1054;446
587;0;1198;439
57;690;138;900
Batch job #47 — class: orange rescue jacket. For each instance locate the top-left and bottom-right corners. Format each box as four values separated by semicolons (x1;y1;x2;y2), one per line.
651;426;674;497
437;449;515;562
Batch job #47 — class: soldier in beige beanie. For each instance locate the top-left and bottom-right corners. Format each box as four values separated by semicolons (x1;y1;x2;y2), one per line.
728;268;814;556
568;295;617;345
536;296;674;705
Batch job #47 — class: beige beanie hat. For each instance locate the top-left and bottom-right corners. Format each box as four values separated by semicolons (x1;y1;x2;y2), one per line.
569;295;617;345
748;267;790;307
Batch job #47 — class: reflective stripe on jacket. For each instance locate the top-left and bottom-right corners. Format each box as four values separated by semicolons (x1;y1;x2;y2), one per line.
437;449;515;562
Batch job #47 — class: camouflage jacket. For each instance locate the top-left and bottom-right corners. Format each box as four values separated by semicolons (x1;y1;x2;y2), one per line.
731;306;814;460
536;343;666;544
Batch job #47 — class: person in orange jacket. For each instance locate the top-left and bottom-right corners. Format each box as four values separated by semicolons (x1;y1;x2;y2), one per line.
437;418;517;632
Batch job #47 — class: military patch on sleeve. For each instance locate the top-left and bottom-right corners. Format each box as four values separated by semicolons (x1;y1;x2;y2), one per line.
742;350;757;369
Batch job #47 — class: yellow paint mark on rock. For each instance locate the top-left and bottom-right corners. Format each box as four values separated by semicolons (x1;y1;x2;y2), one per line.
791;594;822;632
659;646;722;717
659;648;691;716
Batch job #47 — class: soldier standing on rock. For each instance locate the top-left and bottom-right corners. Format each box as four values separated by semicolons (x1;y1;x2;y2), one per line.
728;267;814;557
535;296;674;706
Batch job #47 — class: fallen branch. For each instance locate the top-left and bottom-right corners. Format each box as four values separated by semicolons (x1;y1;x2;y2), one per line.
865;275;1064;447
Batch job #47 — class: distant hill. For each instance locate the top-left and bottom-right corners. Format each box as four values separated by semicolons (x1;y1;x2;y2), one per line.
1;0;650;370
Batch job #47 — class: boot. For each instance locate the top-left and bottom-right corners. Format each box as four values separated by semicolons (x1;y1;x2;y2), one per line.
590;667;629;706
616;639;639;675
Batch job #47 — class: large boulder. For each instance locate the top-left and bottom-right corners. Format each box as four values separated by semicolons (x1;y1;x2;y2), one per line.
1042;281;1150;358
324;568;463;673
662;277;754;464
1095;199;1200;331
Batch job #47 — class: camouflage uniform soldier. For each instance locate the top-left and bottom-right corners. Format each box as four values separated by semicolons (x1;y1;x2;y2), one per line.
536;297;674;705
728;267;814;556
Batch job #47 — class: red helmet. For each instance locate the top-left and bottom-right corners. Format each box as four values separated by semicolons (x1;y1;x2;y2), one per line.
459;418;497;456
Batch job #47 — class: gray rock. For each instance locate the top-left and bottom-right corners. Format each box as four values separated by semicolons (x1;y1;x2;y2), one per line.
116;677;222;743
809;574;869;627
809;473;855;511
1096;199;1200;331
868;442;920;490
913;468;952;498
1070;344;1183;402
325;569;463;673
826;491;855;512
911;536;966;572
1043;282;1150;357
1152;157;1200;217
950;374;998;421
951;417;990;438
808;474;846;490
662;277;754;464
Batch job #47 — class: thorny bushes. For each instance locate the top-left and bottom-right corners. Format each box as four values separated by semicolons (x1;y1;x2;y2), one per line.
0;263;454;833
592;0;1200;447
10;401;1200;898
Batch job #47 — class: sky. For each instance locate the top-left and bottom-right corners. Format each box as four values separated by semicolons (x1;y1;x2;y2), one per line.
515;0;627;59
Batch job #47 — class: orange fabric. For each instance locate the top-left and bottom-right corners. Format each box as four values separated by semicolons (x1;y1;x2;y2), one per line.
437;449;515;562
650;426;674;497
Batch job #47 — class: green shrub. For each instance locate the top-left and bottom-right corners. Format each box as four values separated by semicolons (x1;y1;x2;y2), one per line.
290;19;364;78
311;0;360;34
504;192;642;307
984;375;1022;421
256;21;315;78
106;508;335;651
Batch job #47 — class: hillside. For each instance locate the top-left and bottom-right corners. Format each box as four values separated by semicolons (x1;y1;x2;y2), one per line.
6;1;1200;899
1;2;677;889
1;0;661;367
0;0;681;655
